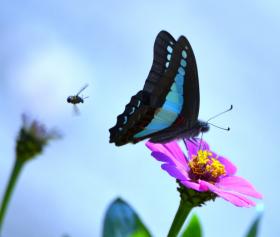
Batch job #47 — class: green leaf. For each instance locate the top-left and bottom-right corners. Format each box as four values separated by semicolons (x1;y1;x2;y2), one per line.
102;198;152;237
181;214;202;237
245;206;264;237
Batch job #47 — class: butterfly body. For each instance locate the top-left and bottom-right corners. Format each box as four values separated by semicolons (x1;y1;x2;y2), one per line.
109;31;208;146
148;120;209;144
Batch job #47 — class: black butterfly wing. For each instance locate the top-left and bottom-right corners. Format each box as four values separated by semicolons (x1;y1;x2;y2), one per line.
109;31;179;146
109;31;200;146
149;35;200;143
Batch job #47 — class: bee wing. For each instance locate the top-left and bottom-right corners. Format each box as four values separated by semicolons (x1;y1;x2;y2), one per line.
76;84;89;96
73;104;80;116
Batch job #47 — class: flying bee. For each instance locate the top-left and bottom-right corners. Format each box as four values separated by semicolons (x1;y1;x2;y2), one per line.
67;84;89;115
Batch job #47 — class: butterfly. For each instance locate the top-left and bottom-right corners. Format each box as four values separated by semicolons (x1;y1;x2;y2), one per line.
109;30;209;146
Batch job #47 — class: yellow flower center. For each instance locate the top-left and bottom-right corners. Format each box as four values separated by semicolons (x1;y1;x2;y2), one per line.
189;150;226;182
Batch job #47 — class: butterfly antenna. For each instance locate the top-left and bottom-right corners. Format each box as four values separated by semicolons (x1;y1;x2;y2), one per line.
207;105;233;122
208;122;230;131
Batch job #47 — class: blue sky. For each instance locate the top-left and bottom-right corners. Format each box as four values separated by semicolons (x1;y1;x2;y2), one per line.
0;0;279;236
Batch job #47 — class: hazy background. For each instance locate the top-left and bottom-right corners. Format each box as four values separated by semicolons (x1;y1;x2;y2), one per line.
0;0;279;236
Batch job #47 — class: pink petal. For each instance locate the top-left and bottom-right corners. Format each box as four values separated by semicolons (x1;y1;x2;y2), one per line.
201;180;256;207
146;141;173;158
180;179;209;192
146;141;187;168
212;189;256;207
199;139;210;151
163;141;187;166
217;176;262;199
184;139;210;158
161;164;189;181
180;180;201;191
218;156;237;176
184;139;199;157
151;152;176;165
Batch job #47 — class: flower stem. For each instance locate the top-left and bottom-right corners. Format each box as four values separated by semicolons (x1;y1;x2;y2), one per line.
167;199;193;237
0;159;25;232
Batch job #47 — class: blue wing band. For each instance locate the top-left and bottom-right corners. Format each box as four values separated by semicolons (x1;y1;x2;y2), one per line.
134;50;187;139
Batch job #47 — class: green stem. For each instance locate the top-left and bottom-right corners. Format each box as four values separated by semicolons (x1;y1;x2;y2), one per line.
0;159;25;233
167;199;193;237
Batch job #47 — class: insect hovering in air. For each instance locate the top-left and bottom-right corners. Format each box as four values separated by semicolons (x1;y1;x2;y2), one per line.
67;84;89;115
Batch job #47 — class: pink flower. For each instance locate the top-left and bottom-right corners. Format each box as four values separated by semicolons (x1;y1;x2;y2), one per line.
146;139;262;207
